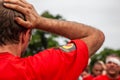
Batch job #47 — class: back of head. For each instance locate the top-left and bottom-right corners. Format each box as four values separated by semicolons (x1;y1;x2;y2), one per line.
0;0;27;46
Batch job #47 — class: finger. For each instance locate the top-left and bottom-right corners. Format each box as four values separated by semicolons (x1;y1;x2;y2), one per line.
15;17;32;28
4;3;28;15
3;0;26;7
20;0;28;4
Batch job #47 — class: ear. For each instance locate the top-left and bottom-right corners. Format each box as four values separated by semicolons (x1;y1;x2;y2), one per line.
20;29;31;44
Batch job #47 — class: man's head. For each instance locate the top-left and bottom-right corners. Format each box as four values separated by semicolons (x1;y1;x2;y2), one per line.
105;54;120;77
0;0;31;55
92;61;104;77
81;66;90;78
0;0;28;46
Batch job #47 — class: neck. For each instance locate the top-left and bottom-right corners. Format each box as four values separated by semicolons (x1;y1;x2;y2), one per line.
0;44;21;57
107;74;119;79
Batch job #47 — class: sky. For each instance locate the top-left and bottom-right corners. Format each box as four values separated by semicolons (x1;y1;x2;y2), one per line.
27;0;120;52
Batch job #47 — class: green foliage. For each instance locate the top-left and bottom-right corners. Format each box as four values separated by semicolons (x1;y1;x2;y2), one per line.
22;11;65;57
41;11;64;20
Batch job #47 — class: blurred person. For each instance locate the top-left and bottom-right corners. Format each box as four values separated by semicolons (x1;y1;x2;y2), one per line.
81;66;90;78
94;54;120;80
78;58;92;80
92;61;106;77
81;66;94;80
0;0;105;79
81;61;106;80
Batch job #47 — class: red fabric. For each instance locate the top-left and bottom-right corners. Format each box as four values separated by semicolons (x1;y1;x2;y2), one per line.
83;75;94;80
0;39;88;80
94;75;120;80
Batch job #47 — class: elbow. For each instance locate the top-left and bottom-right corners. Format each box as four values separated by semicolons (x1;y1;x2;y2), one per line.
98;30;105;45
90;30;105;56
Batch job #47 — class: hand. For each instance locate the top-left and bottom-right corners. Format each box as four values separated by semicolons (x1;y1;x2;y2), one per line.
3;0;40;29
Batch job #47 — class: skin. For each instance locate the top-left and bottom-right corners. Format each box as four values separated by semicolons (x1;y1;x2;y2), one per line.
81;71;90;78
81;67;90;78
106;57;120;79
92;64;103;77
3;0;105;57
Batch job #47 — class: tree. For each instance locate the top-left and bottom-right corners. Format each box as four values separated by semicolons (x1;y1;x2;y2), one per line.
22;11;66;57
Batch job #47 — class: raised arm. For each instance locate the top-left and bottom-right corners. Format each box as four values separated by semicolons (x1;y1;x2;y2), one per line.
3;0;105;56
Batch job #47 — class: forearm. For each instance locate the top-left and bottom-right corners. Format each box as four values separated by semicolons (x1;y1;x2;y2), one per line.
3;0;103;40
36;17;105;56
36;17;98;40
3;0;105;56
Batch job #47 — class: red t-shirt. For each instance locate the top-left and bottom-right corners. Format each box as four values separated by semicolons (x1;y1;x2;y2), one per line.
83;75;94;80
94;75;120;80
0;39;88;80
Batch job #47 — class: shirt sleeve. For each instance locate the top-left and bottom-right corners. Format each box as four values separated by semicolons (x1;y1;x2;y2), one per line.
24;39;89;79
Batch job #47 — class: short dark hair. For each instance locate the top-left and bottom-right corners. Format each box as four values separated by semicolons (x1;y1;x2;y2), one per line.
0;0;28;46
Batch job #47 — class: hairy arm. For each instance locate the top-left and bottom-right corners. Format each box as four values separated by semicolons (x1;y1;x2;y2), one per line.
37;17;105;56
4;0;105;56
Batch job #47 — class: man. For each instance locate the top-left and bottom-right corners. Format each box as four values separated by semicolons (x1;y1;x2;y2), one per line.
0;0;105;80
94;54;120;80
